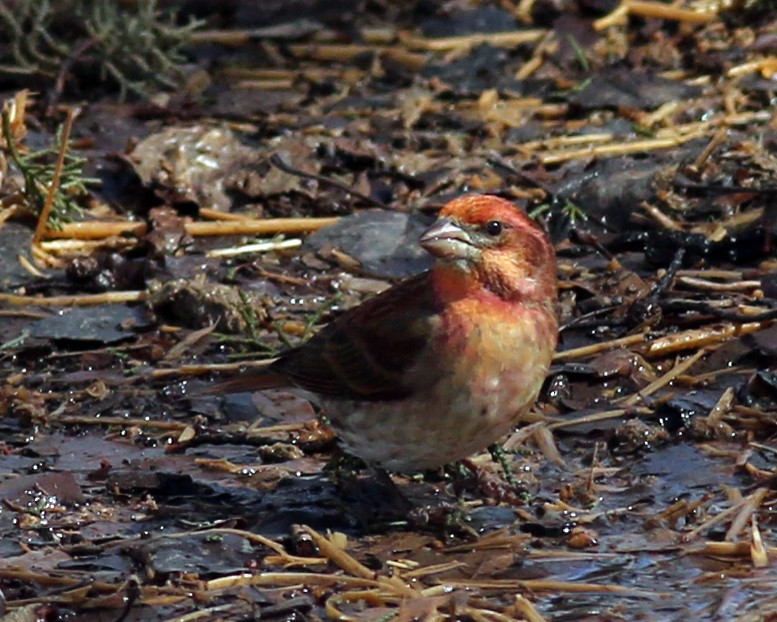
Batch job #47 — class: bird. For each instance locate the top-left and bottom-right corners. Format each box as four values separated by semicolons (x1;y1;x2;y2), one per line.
205;194;559;473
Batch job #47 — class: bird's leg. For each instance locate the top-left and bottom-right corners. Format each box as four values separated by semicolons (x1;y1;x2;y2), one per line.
372;467;414;514
323;448;371;503
370;469;478;538
323;448;368;478
407;500;479;539
324;452;417;521
488;443;520;488
456;445;531;506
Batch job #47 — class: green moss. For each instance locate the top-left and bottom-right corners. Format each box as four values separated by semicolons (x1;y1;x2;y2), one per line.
2;110;98;229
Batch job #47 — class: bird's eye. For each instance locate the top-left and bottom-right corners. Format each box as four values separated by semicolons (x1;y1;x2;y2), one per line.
484;220;503;236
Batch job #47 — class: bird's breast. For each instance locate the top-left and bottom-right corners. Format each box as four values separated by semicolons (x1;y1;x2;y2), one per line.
436;299;555;417
324;297;557;472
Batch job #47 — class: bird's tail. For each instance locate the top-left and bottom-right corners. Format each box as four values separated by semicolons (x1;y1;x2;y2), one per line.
195;369;290;396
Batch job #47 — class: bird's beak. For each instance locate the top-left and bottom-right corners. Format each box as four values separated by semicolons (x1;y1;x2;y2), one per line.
419;218;477;260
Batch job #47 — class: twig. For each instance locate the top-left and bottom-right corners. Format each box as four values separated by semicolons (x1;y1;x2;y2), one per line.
189;216;340;237
660;300;777;323
640;201;681;230
207;238;302;258
0;291;146;306
684;489;768;540
44;216;339;240
644;321;771;357
52;38;98;109
486;155;553;195
706;387;735;426
547;407;652;431
53;415;188;430
553;333;646;361
438;578;664;597
109;577;141;622
42;221;147;239
616;348;707;407
560;304;622;331
726;57;777;79
148;359;274;380
400;29;546;51
725;488;768;542
269;154;389;208
624;247;685;326
690;127;728;172
594;0;717;29
33;107;76;245
536;132;708;165
299;526;376;581
676;276;762;293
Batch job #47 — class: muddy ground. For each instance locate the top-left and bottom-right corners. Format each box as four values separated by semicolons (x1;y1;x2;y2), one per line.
1;1;777;620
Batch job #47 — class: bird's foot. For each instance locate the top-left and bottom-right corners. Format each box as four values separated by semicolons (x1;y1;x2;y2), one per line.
459;447;532;506
407;501;479;539
488;443;522;487
323;450;369;480
365;470;478;538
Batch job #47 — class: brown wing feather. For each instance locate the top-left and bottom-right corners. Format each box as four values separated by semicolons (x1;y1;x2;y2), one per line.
199;369;289;395
270;271;442;401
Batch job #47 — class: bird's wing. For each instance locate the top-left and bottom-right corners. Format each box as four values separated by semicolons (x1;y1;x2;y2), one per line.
271;271;442;401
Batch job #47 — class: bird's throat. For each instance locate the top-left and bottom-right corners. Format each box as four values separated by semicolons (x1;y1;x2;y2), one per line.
431;260;544;306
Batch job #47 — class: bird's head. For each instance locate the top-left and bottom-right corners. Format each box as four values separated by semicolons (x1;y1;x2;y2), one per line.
420;195;557;303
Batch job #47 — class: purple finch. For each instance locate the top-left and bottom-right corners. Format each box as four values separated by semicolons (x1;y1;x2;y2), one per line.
208;195;558;472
